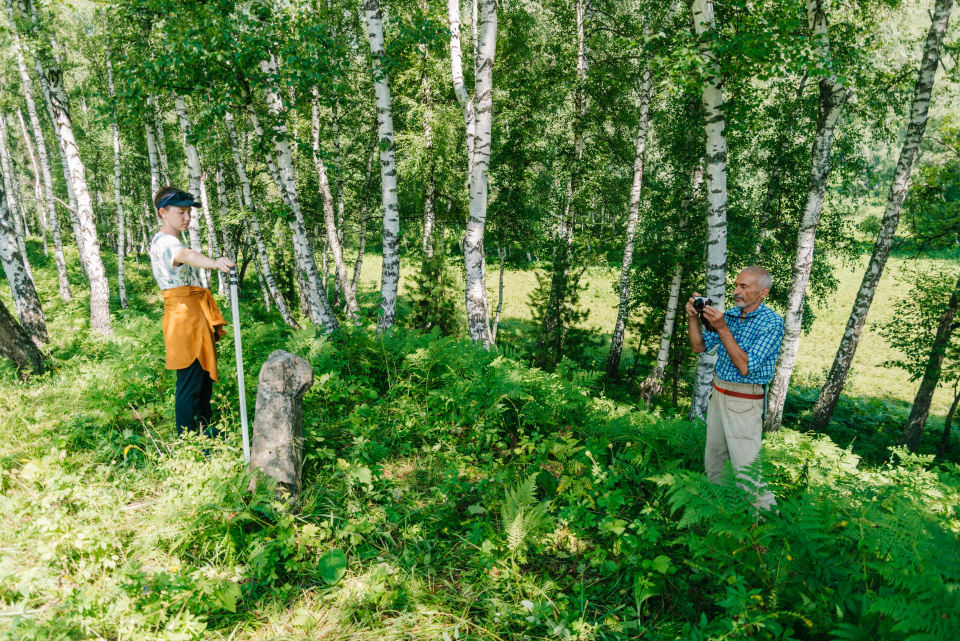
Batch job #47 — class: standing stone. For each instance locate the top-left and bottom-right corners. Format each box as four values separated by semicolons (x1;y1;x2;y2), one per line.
249;350;314;499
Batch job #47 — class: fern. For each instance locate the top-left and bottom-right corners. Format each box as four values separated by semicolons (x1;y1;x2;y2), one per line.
500;475;552;558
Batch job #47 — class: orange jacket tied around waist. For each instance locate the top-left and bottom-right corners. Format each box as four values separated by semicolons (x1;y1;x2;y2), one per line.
162;286;227;381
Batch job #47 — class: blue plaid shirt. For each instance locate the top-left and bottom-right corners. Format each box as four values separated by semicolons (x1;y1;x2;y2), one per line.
703;302;784;385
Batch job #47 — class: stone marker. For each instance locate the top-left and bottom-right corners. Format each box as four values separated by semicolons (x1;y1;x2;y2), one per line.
249;350;314;500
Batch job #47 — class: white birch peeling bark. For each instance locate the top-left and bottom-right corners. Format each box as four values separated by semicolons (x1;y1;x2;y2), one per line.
34;59;83;268
107;59;128;310
462;0;496;346
223;111;298;328
0;164;47;344
247;98;338;332
764;0;848;431
812;0;954;431
174;96;208;288
43;66;112;333
606;65;652;378
0;114;31;279
364;0;402;331
447;0;476;172
688;0;729;421
312;100;361;323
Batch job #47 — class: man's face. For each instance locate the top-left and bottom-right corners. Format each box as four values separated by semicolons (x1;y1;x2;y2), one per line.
733;271;768;310
160;205;192;233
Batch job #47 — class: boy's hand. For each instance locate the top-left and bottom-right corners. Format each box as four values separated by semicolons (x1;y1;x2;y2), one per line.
213;257;236;273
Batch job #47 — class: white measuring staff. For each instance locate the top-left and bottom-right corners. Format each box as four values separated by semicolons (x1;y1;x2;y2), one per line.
229;266;250;462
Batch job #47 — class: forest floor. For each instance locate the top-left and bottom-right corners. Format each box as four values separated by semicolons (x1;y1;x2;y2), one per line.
1;232;959;640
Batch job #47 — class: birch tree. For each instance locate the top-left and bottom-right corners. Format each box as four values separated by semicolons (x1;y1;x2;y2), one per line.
811;0;954;431
638;164;702;405
763;0;848;431
174;96;209;288
106;57;128;309
18;12;112;334
0;114;32;280
0;295;46;378
606;37;652;378
688;0;728;421
224;110;299;329
463;0;497;345
311;98;361;322
447;0;476;176
0;169;47;344
145;95;162;196
364;0;401;332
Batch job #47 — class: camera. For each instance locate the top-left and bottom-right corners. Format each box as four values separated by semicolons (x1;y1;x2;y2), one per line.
693;296;713;311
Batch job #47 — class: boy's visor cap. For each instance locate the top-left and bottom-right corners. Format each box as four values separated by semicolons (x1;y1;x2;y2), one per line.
157;191;201;210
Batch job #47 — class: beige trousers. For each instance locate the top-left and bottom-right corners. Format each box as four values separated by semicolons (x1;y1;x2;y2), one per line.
705;377;777;511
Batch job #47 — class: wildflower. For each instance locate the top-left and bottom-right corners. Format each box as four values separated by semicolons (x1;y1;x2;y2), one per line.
839;521;848;527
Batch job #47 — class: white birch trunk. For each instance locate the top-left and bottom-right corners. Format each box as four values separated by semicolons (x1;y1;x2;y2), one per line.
173;96;209;288
15;110;46;255
242;216;271;309
688;0;729;421
448;0;477;175
0;114;32;282
106;58;128;310
764;0;848;431
198;171;223;296
222;111;298;328
606;63;652;378
145;95;161;196
152;96;170;184
213;165;233;306
491;244;506;344
811;0;954;431
421;48;437;258
311;98;361;322
35;60;111;333
364;0;402;331
462;0;497;346
9;40;71;300
33;58;83;265
0;173;47;344
246;101;337;331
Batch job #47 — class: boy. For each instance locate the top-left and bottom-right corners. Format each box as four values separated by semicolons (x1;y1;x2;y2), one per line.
149;186;235;438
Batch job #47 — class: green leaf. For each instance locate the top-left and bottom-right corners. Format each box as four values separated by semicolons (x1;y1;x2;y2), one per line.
317;549;348;585
652;555;672;574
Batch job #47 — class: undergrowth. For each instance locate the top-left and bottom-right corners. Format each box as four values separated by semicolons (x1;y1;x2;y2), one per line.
1;249;959;640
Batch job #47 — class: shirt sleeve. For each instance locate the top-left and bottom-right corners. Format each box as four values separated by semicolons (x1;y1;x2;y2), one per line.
155;234;186;275
743;316;785;374
702;327;721;352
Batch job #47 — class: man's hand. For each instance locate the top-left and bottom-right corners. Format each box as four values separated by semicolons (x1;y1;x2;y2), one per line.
701;304;728;331
685;292;703;318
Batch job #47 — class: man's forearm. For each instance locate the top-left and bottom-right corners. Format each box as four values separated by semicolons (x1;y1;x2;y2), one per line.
716;326;749;375
688;316;706;353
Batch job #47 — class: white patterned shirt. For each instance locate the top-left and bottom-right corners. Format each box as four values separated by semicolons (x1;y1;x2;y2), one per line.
149;232;201;290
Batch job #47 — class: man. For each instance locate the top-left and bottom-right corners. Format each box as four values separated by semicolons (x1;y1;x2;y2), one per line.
686;266;784;511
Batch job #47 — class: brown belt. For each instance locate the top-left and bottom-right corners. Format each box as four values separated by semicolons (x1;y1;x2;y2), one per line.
713;383;764;400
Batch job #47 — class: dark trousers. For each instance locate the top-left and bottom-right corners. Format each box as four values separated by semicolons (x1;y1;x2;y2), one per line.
175;359;218;438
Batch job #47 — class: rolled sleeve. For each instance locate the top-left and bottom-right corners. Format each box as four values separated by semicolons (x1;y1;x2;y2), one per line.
743;319;784;375
703;330;721;352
